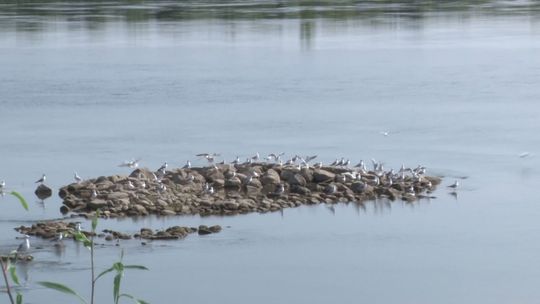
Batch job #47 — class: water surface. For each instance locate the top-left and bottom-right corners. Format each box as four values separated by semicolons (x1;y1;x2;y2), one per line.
1;1;540;303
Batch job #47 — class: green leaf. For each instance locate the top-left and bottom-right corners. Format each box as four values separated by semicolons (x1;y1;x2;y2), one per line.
9;264;20;285
37;281;88;304
95;266;115;282
91;210;100;232
10;191;29;211
120;293;150;304
113;273;123;304
123;265;149;271
113;262;124;272
16;293;22;304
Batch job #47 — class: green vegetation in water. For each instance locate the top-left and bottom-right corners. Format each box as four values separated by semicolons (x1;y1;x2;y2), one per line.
38;210;149;304
0;195;149;304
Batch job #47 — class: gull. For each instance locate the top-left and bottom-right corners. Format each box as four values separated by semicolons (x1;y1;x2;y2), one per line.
17;235;31;254
274;183;285;195
158;183;167;193
75;223;82;232
313;162;323;169
205;186;214;195
325;184;337;195
91;189;98;199
330;159;339;166
0;180;5;189
354;160;364;168
342;159;350;167
243;175;253;185
74;172;82;184
185;174;195;183
284;159;294;166
447;180;459;189
182;160;191;169
380;131;390;137
118;158;140;168
35;174;46;184
196;153;220;158
157;162;168;172
304;155;317;163
231;156;240;165
519;152;531;158
252;152;260;162
51;233;64;242
127;180;135;189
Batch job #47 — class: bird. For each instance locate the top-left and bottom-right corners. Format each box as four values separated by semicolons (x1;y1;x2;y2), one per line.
252;152;260;162
17;235;31;254
380;131;390;136
304;155;317;163
118;158;140;168
182;160;191;169
74;172;82;184
447;180;459;189
157;162;168;172
274;183;285;195
35;174;46;184
91;189;98;199
75;223;82;232
0;180;5;189
325;184;337;195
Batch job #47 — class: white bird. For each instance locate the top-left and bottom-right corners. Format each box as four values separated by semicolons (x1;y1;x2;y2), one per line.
0;180;5;189
325;184;337;195
232;156;240;165
75;223;82;232
448;180;459;189
118;158;140;168
35;174;46;184
252;152;260;162
127;180;135;189
380;131;389;136
91;189;98;199
157;162;168;172
17;235;30;254
519;152;531;158
74;172;82;184
274;183;285;195
183;160;191;169
304;155;317;163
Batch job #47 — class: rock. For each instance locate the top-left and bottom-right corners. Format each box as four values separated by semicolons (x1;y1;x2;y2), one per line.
261;169;281;185
198;225;212;235
107;192;130;200
225;177;242;188
288;174;307;186
88;199;108;210
35;184;52;200
350;182;366;193
313;169;335;183
209;225;222;233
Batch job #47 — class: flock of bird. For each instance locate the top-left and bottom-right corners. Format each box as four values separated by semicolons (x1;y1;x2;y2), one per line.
2;152;464;256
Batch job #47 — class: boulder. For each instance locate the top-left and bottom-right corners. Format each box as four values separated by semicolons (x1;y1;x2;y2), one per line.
313;169;335;183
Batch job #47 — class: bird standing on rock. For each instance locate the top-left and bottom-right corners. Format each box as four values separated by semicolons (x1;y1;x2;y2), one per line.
35;174;46;184
74;172;82;184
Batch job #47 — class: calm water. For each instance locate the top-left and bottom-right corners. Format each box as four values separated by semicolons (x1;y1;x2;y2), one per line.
1;1;540;303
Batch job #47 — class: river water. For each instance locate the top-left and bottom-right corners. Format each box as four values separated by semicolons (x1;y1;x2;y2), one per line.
1;1;540;303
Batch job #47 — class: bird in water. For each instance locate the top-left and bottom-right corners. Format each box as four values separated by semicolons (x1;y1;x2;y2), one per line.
17;235;31;255
447;180;459;189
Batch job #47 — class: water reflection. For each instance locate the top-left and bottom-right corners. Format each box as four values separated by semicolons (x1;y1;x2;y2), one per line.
2;0;540;34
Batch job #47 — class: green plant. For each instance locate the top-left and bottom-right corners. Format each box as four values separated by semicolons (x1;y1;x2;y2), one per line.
38;210;149;304
1;191;30;304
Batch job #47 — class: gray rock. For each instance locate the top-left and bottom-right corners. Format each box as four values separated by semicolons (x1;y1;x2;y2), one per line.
261;169;281;185
288;174;307;186
313;169;335;183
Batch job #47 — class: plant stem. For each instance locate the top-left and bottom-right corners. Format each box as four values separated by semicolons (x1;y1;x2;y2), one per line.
0;259;15;304
90;236;95;304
